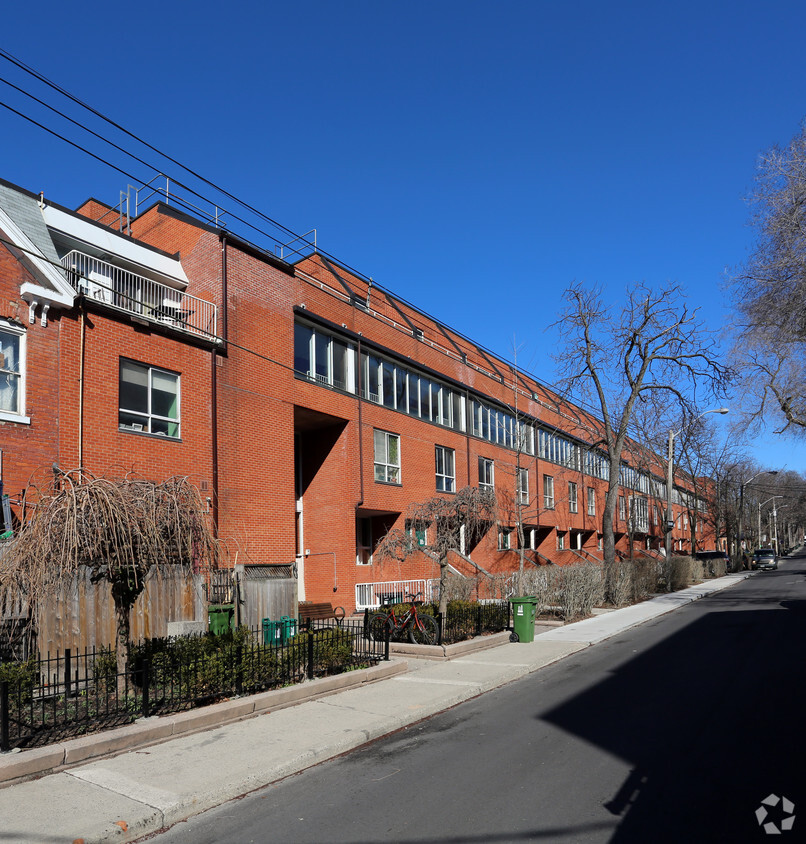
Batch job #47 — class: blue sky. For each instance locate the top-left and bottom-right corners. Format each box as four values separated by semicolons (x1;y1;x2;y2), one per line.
3;1;806;470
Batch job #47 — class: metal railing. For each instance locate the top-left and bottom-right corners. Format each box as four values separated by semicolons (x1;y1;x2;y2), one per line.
355;579;438;611
61;251;218;341
0;621;384;751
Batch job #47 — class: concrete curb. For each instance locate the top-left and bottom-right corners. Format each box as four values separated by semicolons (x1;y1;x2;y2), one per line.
0;659;408;786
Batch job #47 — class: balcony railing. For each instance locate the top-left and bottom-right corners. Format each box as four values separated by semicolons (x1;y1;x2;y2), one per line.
61;251;218;341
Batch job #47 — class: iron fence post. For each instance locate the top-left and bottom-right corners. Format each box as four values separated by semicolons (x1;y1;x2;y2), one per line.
476;604;482;637
64;648;72;698
141;657;151;718
306;629;315;680
0;680;9;751
384;624;390;661
235;642;243;696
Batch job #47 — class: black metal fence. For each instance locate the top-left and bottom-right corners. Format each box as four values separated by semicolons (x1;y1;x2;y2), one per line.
437;600;510;643
0;618;385;751
363;599;510;645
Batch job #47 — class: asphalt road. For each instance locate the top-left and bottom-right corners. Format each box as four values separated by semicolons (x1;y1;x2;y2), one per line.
151;557;806;843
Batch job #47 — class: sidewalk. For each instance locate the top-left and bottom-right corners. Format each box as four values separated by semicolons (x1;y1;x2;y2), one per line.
0;572;752;843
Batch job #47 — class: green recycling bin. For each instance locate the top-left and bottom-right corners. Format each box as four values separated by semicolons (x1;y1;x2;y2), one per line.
208;603;234;635
262;618;283;645
280;616;298;643
509;596;538;643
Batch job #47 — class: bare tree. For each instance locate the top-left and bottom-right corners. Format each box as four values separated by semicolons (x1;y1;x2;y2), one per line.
375;486;497;617
731;120;806;433
554;282;729;580
0;470;218;676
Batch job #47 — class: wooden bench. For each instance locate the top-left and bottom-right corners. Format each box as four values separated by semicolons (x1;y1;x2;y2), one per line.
298;602;346;627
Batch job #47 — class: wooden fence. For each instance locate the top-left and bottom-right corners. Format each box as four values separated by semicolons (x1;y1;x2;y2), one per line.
3;566;205;660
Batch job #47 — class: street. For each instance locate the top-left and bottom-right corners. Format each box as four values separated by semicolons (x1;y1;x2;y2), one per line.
152;557;806;843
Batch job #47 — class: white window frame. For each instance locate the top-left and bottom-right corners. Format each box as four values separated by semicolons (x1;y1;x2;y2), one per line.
587;487;596;517
568;481;578;513
544;475;555;510
557;531;565;550
435;445;455;493
618;495;626;521
0;321;28;423
498;526;512;551
373;429;401;484
479;457;494;491
517;467;529;505
119;359;180;438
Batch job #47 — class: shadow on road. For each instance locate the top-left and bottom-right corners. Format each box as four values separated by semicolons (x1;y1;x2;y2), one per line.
542;564;806;842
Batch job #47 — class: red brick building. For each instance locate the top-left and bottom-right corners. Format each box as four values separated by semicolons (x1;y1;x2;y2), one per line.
0;177;716;612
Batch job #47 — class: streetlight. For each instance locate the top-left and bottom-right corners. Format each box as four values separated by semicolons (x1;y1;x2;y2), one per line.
665;408;729;560
758;496;783;552
739;470;779;566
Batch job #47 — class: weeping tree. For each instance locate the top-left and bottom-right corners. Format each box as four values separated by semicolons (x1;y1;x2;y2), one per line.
0;470;219;676
376;486;497;617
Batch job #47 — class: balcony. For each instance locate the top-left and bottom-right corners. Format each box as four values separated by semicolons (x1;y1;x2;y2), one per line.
61;251;218;341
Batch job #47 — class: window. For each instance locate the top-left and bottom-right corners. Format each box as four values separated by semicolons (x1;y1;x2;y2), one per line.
598;535;603;551
544;475;555;509
517;467;529;505
618;495;626;521
587;487;596;517
557;531;565;550
119;360;179;437
478;457;494;491
356;517;373;565
435;446;455;492
0;322;25;421
374;430;401;484
525;527;537;550
498;527;512;550
568;482;578;513
294;322;355;392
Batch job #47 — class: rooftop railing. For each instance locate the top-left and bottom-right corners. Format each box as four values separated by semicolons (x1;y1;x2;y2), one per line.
61;250;218;341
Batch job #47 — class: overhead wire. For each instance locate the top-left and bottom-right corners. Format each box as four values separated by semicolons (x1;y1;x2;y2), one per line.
0;49;733;456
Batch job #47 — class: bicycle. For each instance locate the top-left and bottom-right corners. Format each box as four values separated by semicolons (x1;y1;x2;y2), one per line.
368;592;440;645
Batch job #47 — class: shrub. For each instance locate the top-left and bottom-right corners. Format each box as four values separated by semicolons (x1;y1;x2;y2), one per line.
558;563;604;620
0;656;38;702
669;556;698;591
607;560;633;608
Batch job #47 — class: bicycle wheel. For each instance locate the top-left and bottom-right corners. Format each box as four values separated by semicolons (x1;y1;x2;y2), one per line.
368;613;392;641
408;613;439;645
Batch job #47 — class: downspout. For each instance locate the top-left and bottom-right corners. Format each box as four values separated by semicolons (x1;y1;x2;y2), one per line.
465;389;471;487
220;233;228;344
211;234;228;539
356;336;364;510
211;350;219;536
78;297;86;470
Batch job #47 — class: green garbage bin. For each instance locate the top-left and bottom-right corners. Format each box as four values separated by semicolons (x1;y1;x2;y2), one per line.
280;615;298;643
509;596;538;643
262;618;282;645
209;603;234;635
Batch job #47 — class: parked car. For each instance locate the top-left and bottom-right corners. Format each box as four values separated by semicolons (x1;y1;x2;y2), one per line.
752;548;778;571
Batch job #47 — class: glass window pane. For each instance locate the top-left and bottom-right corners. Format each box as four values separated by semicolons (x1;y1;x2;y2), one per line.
294;324;313;375
382;362;395;408
314;332;329;381
408;374;420;415
151;370;178;418
120;361;148;412
396;367;407;410
332;339;348;390
420;378;431;420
